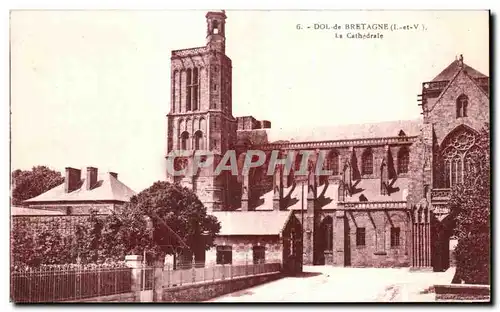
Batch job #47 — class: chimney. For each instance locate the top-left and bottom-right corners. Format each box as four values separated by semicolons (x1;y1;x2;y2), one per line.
109;172;118;179
65;167;81;193
86;167;98;190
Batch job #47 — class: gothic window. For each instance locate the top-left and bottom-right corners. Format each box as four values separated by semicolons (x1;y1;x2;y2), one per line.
361;148;373;175
456;94;468;118
326;150;339;175
441;126;479;188
194;130;203;150
180;131;189;150
356;227;366;246
390;227;400;247
192;68;199;111
185;68;199;111
294;153;303;172
186;69;192;111
397;147;410;174
321;217;333;251
212;20;219;34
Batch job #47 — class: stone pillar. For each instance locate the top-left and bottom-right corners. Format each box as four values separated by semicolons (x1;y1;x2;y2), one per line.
273;165;284;211
410;204;432;271
241;173;250;211
333;210;345;266
153;259;164;302
125;255;146;302
303;170;318;265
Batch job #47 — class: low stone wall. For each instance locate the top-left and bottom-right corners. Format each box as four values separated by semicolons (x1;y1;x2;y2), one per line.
65;292;139;302
162;272;282;302
434;284;490;301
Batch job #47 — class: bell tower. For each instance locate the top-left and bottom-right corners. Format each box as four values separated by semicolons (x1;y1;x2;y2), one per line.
166;10;237;211
206;10;226;53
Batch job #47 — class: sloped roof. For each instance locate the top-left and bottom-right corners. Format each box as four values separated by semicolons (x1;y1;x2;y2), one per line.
24;173;136;203
432;60;487;82
255;178;409;211
238;119;422;145
11;206;65;216
210;211;293;236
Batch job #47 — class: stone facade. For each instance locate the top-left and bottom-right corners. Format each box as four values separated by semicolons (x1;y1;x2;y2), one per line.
166;12;489;270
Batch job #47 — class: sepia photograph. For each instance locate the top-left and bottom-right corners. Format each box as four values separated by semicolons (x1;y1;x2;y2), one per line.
9;9;490;303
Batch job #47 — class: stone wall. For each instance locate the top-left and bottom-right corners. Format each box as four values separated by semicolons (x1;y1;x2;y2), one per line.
66;292;139;302
434;284;490;301
426;71;489;146
162;272;282;302
210;235;282;265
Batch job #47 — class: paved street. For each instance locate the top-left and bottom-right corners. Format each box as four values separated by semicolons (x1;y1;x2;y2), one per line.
209;266;456;302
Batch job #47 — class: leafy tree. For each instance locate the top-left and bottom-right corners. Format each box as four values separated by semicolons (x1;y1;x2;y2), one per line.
11;166;64;206
449;125;490;284
105;181;221;264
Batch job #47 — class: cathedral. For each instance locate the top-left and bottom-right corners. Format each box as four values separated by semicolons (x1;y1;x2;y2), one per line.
166;11;490;270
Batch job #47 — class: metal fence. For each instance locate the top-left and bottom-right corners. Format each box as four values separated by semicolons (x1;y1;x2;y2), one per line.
162;262;281;288
11;262;281;303
11;266;133;303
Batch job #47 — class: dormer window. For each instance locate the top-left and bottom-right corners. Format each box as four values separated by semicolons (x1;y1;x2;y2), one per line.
456;94;468;118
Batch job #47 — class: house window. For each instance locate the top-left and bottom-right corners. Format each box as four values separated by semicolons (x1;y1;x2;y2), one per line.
361;149;373;175
456;94;468;118
252;246;265;264
356;227;366;246
391;227;400;247
398;147;410;174
216;245;232;265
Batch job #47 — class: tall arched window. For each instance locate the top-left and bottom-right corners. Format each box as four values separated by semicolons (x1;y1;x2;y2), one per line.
180;131;189;150
194;130;203;150
325;150;339;175
397;147;410;174
321;216;333;251
456;94;468;118
441;126;479;188
186;69;192;111
192;68;199;111
361;148;373;175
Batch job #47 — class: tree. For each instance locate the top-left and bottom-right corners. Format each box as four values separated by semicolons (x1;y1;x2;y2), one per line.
101;181;220;265
449;125;490;284
11;166;64;206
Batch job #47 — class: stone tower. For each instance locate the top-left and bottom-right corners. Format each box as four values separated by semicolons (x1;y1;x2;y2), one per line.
166;10;237;211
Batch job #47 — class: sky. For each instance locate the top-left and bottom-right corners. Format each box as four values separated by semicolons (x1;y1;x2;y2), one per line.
10;10;489;192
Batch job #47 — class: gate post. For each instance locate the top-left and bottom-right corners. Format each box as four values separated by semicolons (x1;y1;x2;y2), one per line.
153;259;164;302
125;255;144;302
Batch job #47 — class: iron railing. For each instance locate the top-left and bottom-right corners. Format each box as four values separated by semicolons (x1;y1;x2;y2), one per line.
162;262;281;288
11;266;133;303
